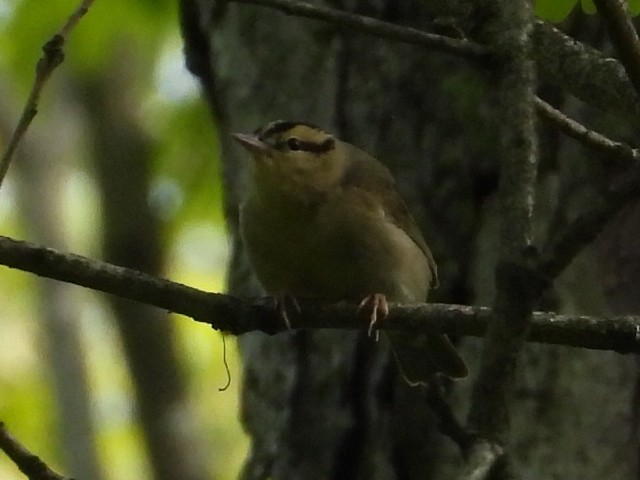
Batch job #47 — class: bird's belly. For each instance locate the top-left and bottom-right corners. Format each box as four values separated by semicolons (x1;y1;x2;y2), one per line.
241;200;429;302
309;215;430;302
240;200;319;294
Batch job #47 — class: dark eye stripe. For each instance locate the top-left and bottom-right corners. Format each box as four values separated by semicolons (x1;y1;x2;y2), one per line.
303;137;335;153
274;137;335;153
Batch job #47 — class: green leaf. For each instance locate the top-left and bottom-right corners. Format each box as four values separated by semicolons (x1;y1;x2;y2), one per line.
536;0;579;21
581;0;640;15
628;0;640;15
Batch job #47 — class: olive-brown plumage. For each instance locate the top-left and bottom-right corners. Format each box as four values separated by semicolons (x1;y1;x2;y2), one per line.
233;121;467;383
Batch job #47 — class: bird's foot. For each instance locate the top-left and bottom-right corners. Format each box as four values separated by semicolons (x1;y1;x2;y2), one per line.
273;292;300;330
358;293;389;342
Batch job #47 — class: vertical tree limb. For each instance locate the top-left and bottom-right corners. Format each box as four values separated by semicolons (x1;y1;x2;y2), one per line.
464;0;538;474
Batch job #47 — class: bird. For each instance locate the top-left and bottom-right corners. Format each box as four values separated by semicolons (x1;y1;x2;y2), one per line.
232;120;468;384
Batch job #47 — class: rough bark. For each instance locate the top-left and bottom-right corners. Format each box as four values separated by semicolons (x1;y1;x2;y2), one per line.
180;1;639;478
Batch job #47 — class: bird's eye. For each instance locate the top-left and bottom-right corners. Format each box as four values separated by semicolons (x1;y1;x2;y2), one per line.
287;137;301;151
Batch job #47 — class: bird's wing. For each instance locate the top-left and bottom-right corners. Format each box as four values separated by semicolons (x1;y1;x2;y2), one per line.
339;143;438;286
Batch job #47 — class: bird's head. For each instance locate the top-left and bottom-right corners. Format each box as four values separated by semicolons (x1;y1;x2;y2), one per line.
233;120;347;197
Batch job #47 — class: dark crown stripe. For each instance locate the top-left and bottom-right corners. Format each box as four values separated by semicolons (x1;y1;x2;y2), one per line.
258;120;322;139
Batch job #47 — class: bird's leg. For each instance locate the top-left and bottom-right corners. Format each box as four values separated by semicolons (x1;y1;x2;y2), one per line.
273;291;300;330
358;293;389;342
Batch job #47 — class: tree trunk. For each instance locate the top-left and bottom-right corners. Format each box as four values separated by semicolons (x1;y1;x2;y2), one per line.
9;89;104;480
180;2;639;478
84;43;210;480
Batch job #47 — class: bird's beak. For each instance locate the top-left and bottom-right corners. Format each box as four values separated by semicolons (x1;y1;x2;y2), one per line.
232;133;269;156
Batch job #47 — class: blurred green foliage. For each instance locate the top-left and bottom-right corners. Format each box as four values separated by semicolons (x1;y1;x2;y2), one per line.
536;0;579;21
0;1;246;479
536;0;640;21
2;0;172;83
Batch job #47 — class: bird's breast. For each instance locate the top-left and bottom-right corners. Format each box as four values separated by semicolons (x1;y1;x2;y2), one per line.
240;190;320;294
240;189;430;302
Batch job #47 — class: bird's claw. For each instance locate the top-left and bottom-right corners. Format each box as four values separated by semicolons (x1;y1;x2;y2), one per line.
359;293;389;342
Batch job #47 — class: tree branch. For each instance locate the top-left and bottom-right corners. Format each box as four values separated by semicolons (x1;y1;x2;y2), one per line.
593;0;640;99
465;0;538;445
463;441;505;480
426;380;475;453
462;1;538;476
534;96;640;290
534;96;640;278
0;422;69;480
535;96;640;167
0;0;96;189
231;0;488;60
537;166;640;280
533;20;640;121
229;0;640;122
1;235;639;352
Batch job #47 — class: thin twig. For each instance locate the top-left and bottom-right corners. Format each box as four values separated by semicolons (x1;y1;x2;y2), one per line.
535;96;640;167
426;380;475;453
460;440;505;480
0;0;96;189
231;0;488;60
59;0;94;38
538;167;640;279
230;1;640;122
0;422;69;480
1;235;640;352
593;0;640;99
535;96;640;281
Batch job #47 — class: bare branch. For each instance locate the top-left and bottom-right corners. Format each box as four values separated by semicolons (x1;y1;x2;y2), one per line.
465;0;538;450
230;0;488;60
461;440;505;480
0;422;69;480
0;235;253;334
229;1;640;122
535;96;640;167
426;380;475;453
534;97;640;289
1;235;639;351
538;168;640;279
593;0;640;99
59;0;94;38
533;20;640;121
0;0;96;189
